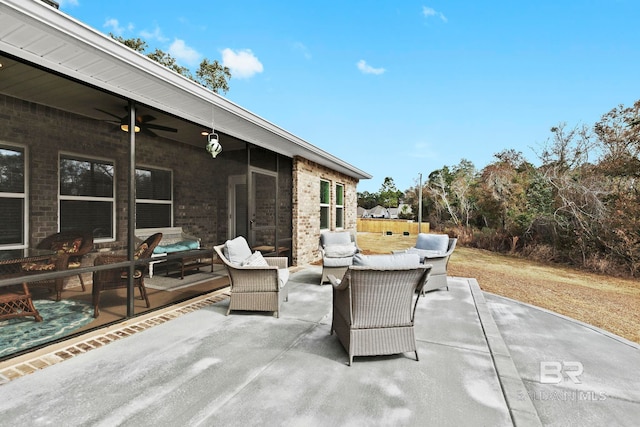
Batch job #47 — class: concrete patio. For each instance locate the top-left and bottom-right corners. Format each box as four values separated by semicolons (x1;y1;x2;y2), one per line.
0;266;638;426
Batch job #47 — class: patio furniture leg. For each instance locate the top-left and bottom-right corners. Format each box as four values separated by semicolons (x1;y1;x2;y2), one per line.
138;281;151;307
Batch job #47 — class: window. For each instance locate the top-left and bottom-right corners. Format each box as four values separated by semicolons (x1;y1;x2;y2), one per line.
320;179;330;230
136;167;172;228
59;155;114;240
0;145;26;247
335;183;344;229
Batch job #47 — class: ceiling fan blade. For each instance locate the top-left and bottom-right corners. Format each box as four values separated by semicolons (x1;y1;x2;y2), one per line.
145;123;178;133
97;106;177;135
140;126;158;137
95;108;123;120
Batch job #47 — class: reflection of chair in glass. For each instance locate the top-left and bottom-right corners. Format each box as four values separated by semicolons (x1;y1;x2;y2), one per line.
91;233;162;318
214;236;289;318
329;258;431;365
24;230;94;301
319;230;359;285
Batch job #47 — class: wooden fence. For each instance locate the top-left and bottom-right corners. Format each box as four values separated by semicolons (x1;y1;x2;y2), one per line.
357;219;430;235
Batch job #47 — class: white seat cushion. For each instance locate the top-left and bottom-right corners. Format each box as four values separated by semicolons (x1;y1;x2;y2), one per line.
406;247;445;262
323;242;357;258
323;256;353;267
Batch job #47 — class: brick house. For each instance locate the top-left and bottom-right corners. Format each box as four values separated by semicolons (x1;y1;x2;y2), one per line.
0;0;370;337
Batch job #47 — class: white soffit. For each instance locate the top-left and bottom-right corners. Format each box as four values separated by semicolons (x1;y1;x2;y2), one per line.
0;0;371;180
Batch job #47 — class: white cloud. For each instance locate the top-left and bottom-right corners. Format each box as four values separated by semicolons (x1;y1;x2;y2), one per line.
221;48;264;79
140;25;169;43
103;18;126;36
293;42;312;60
168;39;201;67
422;6;448;23
357;60;385;75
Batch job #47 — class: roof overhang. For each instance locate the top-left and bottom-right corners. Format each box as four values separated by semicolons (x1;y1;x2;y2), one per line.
0;0;371;180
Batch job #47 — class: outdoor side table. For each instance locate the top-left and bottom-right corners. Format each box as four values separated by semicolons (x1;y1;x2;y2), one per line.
0;248;56;322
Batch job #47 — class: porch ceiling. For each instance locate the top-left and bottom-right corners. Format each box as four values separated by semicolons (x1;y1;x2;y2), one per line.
0;0;371;180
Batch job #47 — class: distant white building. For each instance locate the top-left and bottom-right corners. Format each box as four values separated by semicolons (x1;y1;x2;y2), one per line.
364;205;389;218
358;202;413;219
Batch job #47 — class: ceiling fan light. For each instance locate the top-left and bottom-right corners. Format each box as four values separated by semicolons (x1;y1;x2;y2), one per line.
120;123;141;133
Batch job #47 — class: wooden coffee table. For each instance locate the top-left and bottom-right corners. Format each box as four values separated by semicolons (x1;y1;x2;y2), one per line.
163;248;215;279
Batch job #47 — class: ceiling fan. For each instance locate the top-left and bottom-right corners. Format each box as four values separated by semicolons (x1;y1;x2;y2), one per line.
95;106;178;137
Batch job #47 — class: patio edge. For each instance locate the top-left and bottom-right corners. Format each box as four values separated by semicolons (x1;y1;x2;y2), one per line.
466;278;543;427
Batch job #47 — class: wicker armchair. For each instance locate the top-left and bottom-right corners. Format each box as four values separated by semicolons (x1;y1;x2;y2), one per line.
319;230;359;285
214;236;289;318
395;234;457;293
329;262;431;366
91;233;162;318
26;230;94;301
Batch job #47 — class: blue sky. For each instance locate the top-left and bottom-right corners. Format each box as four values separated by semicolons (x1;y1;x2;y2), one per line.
58;0;640;193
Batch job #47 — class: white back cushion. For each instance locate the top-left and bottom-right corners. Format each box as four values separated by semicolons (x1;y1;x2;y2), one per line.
353;253;420;268
321;231;352;247
224;236;253;265
415;233;449;253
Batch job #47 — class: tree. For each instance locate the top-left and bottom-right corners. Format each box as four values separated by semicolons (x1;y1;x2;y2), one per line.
478;150;531;233
449;159;477;228
403;177;424;221
593;100;640;273
111;36;231;94
357;191;379;209
196;59;231;95
537;124;608;264
594;100;640;179
378;177;403;210
424;161;478;228
425;166;455;226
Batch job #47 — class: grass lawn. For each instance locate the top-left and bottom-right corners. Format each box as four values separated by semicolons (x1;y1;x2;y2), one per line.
356;232;640;345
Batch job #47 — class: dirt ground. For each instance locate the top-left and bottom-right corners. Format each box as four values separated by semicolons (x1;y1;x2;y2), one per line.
356;232;640;344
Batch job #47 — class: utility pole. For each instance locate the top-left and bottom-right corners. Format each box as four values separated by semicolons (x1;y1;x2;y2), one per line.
418;173;423;234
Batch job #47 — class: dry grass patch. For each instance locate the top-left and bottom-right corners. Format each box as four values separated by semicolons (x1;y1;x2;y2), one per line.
356;232;640;344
